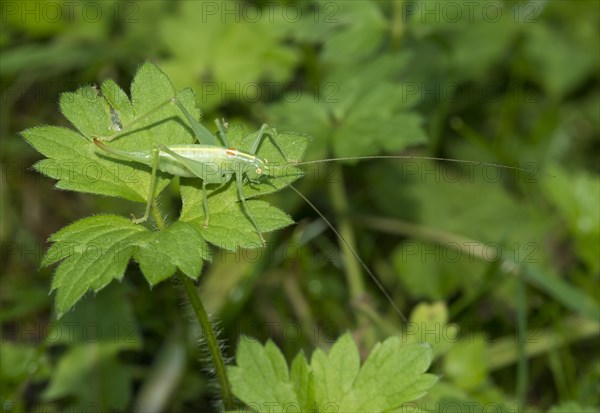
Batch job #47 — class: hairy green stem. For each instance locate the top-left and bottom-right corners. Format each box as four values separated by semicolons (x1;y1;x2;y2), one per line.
150;200;167;229
178;273;234;409
150;202;234;409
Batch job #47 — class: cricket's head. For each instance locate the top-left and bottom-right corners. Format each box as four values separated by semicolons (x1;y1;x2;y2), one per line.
245;157;270;181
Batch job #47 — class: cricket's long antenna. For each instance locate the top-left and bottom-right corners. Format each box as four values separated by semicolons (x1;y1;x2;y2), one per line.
294;155;546;176
288;184;408;323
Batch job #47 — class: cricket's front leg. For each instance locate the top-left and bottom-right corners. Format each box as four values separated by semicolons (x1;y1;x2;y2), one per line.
247;124;288;162
248;123;268;155
173;98;218;146
132;148;160;224
235;173;266;246
201;179;232;229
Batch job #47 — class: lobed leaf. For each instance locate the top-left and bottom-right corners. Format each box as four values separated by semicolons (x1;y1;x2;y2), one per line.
268;53;427;160
348;339;438;411
43;215;147;317
134;221;210;285
311;333;360;405
100;79;135;124
290;352;314;411
60;86;113;139
160;1;299;110
227;337;299;411
180;181;294;251
23;126;146;202
227;333;438;412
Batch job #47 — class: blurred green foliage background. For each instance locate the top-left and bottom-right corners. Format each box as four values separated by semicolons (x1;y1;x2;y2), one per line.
1;1;599;412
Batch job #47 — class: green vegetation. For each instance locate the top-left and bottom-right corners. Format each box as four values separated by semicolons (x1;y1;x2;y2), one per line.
2;1;598;412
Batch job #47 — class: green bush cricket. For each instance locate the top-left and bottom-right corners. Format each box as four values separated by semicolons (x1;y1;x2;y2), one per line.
93;96;294;246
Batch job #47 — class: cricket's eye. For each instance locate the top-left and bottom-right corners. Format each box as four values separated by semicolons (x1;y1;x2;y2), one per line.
256;167;262;175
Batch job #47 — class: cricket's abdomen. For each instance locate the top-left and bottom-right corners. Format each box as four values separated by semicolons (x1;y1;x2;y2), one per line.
157;145;242;178
156;156;197;177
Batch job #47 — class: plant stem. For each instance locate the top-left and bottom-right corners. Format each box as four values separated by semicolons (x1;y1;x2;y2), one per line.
390;0;405;51
486;316;599;371
357;215;513;265
150;202;235;410
150;200;167;230
179;273;234;409
516;276;528;406
327;165;366;302
327;164;378;346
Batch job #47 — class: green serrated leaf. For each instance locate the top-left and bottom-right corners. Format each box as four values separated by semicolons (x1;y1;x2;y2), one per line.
332;107;427;158
292;1;388;66
23;126;146;202
160;1;299;110
228;334;437;412
195;199;293;251
227;336;299;412
267;96;330;157
311;332;360;405
348;340;438;411
42;215;147;317
265;340;290;383
269;53;427;159
134;221;210;285
100;79;135;124
130;61;177;115
60;86;113;139
290;351;314;411
42;214;216;314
